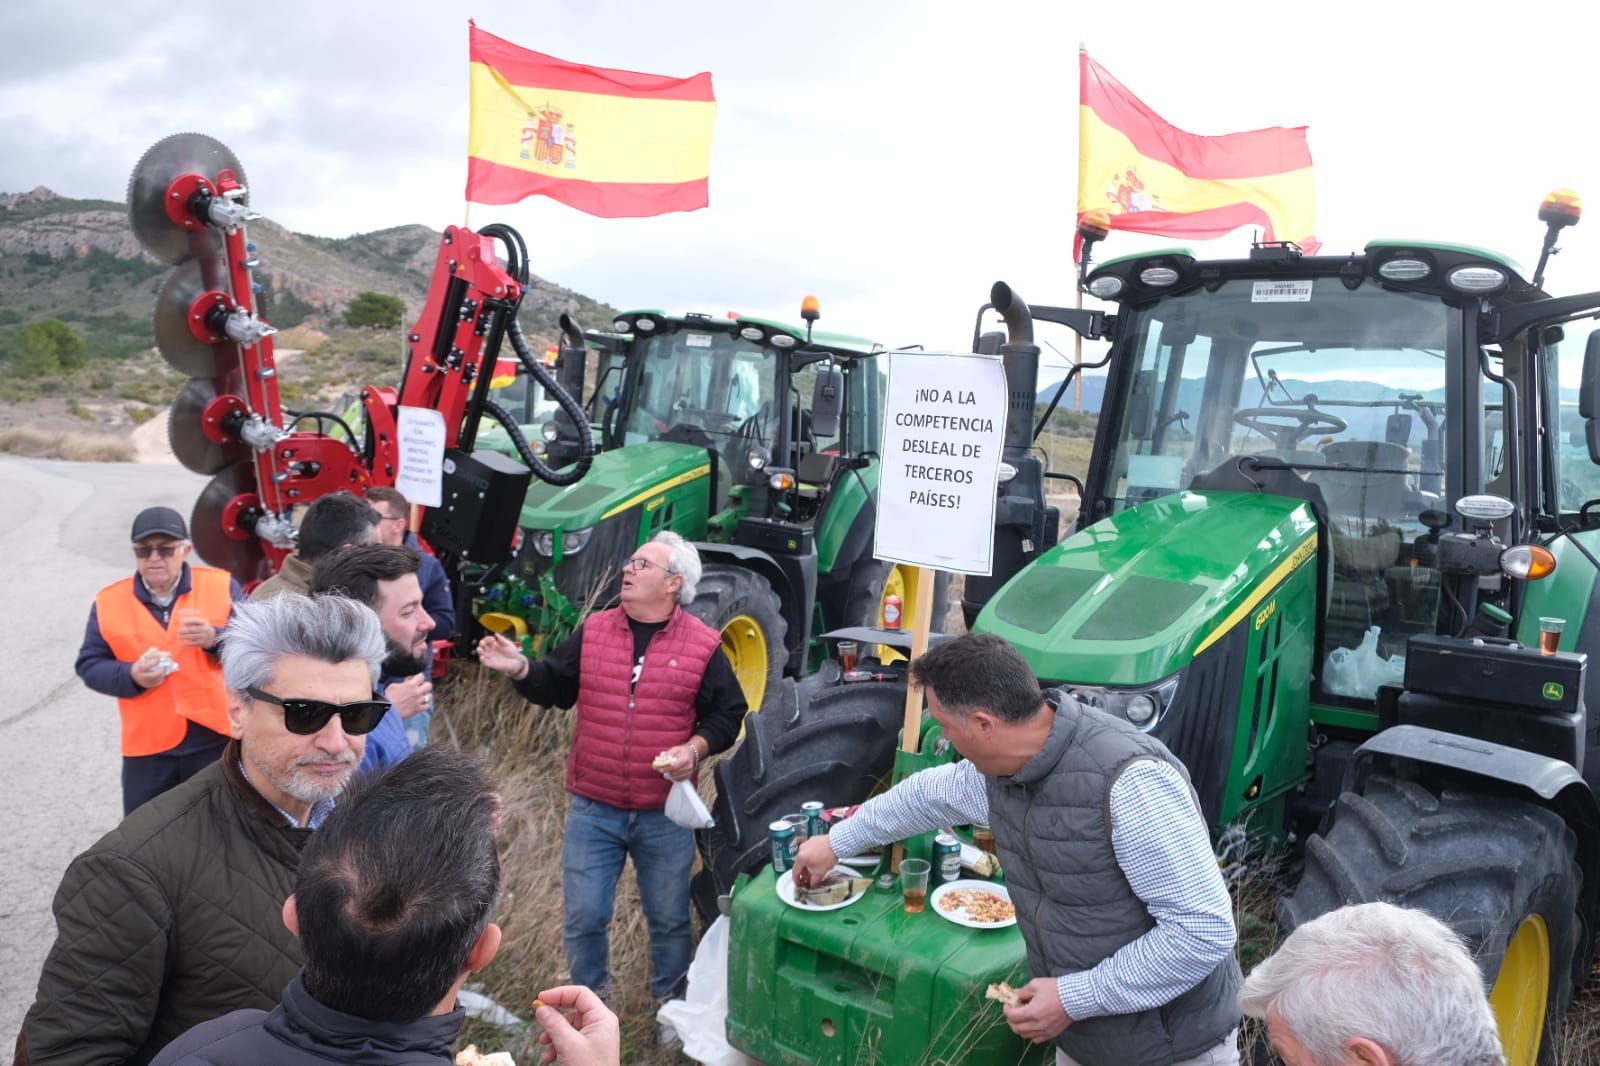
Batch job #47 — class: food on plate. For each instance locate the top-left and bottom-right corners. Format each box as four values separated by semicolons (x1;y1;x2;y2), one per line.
985;982;1021;1006
937;889;1016;924
800;869;873;906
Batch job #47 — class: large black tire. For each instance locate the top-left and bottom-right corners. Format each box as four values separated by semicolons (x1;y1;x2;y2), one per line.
687;564;787;718
691;667;906;921
1280;774;1581;1066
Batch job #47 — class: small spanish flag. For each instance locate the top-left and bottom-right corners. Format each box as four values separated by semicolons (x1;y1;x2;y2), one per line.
1078;51;1316;257
466;23;716;218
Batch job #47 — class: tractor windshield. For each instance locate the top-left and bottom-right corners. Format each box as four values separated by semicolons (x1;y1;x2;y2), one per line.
1102;278;1454;699
622;330;776;446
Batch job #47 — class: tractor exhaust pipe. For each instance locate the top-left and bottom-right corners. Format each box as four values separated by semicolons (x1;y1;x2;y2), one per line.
989;282;1040;455
962;283;1053;627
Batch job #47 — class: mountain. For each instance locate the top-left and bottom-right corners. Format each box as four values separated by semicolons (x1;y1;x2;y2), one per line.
0;186;618;365
0;187;621;438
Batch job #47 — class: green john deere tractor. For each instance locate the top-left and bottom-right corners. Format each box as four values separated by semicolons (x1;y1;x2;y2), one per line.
720;193;1600;1064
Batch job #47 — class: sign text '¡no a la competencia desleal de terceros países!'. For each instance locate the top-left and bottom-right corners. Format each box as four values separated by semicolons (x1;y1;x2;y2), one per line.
898;388;995;507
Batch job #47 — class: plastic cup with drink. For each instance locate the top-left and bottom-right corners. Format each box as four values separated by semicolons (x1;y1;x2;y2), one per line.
900;858;930;913
837;640;859;672
1540;617;1565;656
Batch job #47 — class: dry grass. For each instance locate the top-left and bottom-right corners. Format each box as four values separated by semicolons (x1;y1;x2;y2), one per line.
0;424;135;462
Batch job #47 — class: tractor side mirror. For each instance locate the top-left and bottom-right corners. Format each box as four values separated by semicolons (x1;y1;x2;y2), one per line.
810;367;843;438
1584;330;1600;463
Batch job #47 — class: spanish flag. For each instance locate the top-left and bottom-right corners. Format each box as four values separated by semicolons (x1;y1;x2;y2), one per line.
466;23;716;218
1078;51;1316;257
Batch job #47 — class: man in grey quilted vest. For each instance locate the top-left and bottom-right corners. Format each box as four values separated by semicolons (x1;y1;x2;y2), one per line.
795;633;1242;1066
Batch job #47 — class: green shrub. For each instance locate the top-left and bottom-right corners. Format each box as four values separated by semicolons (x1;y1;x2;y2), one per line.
345;291;406;330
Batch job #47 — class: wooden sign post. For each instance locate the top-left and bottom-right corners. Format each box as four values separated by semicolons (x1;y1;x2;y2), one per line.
899;566;938;756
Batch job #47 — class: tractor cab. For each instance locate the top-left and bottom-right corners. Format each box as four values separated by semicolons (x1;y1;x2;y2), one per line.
476;300;921;721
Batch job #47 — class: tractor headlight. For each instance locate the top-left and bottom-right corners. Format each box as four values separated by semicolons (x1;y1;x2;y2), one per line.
1501;543;1557;580
1447;266;1508;294
740;326;764;342
530;526;594;558
1139;266;1180;287
747;446;769;471
1065;674;1182;732
1087;275;1125;300
541;421;561;443
1378;257;1432;281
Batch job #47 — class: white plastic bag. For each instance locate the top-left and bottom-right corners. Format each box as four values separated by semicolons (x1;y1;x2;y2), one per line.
657;916;753;1066
665;776;714;829
1321;626;1405;697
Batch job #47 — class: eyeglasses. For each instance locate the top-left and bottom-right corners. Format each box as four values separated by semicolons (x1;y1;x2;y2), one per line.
246;686;390;736
625;557;673;574
133;544;182;559
376;512;407;525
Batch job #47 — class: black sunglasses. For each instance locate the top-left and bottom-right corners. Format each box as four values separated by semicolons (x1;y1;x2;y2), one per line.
246;686;390;736
133;544;182;559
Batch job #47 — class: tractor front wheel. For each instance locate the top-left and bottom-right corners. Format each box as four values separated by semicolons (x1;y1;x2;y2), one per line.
1280;774;1581;1066
687;564;787;718
691;667;906;921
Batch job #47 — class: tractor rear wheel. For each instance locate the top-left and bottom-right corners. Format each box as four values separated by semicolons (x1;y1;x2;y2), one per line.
687;564;787;718
691;667;905;921
1279;774;1581;1066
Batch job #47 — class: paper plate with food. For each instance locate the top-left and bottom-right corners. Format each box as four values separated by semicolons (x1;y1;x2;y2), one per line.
930;880;1017;929
776;866;874;912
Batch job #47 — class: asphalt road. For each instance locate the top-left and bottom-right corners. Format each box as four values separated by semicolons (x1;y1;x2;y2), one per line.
0;455;211;1045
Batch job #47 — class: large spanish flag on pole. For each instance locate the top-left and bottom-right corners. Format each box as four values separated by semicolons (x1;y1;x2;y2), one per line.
466;23;716;218
1078;50;1315;257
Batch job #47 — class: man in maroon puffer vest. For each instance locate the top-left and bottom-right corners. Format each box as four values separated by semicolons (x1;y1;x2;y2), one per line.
477;531;747;1015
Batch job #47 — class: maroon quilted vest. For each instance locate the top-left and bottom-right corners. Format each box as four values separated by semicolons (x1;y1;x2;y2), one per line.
568;605;722;809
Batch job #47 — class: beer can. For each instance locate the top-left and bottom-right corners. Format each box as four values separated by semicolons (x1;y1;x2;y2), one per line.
883;594;903;630
801;801;827;837
933;832;962;886
769;820;797;874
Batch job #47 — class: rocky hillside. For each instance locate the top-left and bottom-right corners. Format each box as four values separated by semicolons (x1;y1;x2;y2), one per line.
0;187;618;436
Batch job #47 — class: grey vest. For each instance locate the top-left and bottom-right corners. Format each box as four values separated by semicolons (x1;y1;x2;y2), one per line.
984;696;1242;1065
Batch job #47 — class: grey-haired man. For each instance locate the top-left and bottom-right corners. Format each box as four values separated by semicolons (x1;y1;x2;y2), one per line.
17;595;388;1066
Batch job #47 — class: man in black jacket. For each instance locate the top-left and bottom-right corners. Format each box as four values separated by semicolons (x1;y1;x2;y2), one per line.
18;594;389;1066
150;747;622;1066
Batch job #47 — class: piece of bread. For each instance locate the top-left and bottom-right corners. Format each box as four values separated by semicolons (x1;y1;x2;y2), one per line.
652;752;674;772
985;982;1021;1006
454;1046;516;1066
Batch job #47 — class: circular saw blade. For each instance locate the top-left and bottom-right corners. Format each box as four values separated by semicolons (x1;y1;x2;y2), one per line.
154;260;235;376
169;377;249;475
192;461;271;584
128;132;247;265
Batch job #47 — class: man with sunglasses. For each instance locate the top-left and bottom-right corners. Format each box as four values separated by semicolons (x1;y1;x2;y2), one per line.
19;594;388;1066
75;506;246;814
476;531;747;1025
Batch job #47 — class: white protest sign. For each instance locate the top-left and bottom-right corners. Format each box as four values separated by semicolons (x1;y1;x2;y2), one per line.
874;351;1007;576
395;406;447;507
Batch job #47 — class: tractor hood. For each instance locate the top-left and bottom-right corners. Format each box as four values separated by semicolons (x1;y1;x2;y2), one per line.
975;491;1319;686
517;441;712;530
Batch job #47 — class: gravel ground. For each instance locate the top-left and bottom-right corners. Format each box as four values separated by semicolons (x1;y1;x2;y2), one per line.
0;454;209;1046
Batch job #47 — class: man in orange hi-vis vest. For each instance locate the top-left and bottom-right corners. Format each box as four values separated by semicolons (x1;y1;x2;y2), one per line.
76;506;245;814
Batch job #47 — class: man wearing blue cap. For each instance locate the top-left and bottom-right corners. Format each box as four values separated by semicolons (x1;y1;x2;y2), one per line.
76;505;246;813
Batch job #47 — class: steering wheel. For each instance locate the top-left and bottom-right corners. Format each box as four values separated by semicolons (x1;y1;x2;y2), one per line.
674;407;739;432
1233;406;1348;452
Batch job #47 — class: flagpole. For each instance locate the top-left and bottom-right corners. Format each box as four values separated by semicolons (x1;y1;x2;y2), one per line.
1075;40;1087;413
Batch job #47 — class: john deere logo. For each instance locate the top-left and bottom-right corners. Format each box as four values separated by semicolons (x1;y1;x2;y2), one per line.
1544;682;1565;701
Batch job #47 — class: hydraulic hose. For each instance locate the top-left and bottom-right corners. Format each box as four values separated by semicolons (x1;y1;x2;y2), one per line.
474;222;596;486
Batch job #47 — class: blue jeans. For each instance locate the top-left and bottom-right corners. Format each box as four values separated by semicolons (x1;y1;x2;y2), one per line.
563;793;695;999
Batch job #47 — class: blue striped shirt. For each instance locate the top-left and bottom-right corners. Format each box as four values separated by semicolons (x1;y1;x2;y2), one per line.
828;756;1236;1021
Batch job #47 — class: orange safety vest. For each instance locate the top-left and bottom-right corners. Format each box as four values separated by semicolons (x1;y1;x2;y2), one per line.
94;567;235;756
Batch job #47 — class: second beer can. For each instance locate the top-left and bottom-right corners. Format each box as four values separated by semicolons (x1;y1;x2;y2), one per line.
769;820;797;874
932;832;962;886
801;800;827;837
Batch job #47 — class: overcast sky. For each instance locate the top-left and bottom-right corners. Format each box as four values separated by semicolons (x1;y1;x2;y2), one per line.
4;0;1599;371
